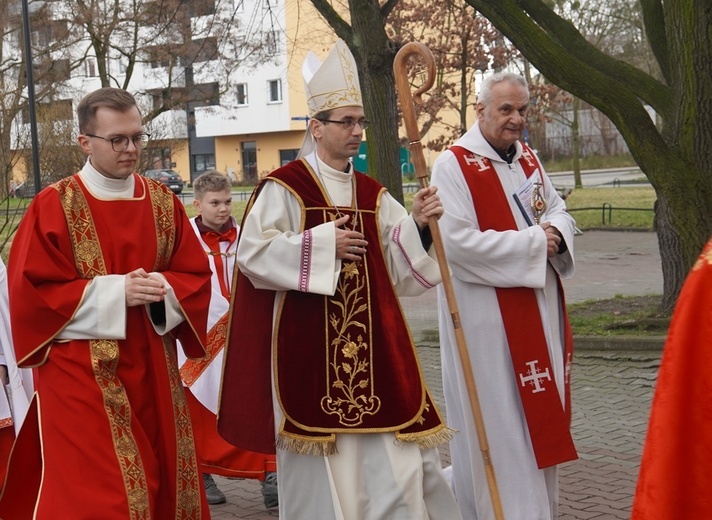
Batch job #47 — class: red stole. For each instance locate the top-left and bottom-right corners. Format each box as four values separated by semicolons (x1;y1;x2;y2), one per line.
219;160;450;455
451;145;577;469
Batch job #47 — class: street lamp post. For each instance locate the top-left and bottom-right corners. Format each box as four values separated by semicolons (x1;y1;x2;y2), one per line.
20;0;42;193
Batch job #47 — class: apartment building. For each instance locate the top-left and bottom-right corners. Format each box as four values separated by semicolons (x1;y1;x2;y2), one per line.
6;0;336;186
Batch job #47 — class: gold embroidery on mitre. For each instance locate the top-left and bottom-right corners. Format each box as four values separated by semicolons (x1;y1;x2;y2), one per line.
303;39;362;117
320;260;381;426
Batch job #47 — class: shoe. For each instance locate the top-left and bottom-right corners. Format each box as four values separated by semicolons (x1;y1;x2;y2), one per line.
203;473;226;505
261;471;278;509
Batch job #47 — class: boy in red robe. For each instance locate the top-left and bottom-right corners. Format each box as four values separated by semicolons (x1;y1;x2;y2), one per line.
179;171;278;507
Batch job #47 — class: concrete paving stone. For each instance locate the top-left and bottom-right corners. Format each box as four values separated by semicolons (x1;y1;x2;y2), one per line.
585;503;632;517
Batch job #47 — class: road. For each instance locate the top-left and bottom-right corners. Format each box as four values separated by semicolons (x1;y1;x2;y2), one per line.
548;166;646;188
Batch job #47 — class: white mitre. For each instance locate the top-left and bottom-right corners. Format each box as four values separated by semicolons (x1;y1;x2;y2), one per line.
297;39;363;158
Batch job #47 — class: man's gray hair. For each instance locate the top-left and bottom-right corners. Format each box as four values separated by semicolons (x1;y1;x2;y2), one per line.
478;72;529;106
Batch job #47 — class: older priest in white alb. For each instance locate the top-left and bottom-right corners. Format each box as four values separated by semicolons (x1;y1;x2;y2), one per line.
431;72;578;520
218;40;461;520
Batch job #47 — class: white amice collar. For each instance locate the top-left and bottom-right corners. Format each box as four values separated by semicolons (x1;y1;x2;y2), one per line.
315;155;352;183
79;159;136;198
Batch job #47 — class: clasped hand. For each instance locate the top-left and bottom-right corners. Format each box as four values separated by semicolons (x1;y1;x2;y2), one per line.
125;268;167;307
540;221;562;257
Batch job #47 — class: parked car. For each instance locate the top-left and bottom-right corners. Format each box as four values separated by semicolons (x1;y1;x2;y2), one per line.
13;179;51;198
143;169;184;194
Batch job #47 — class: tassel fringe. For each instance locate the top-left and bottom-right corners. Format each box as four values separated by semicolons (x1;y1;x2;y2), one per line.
396;426;458;449
276;433;339;456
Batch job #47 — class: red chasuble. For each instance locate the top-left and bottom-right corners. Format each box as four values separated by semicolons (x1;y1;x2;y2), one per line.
450;145;577;469
219;159;450;455
632;238;712;519
0;174;212;520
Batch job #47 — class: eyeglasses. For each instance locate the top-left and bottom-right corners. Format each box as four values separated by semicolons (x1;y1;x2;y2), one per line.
316;118;370;131
85;133;151;152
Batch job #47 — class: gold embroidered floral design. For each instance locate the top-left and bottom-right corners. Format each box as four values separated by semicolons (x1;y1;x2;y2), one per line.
321;261;381;425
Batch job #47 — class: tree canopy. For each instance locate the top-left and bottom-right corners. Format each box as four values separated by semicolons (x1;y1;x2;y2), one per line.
463;0;711;311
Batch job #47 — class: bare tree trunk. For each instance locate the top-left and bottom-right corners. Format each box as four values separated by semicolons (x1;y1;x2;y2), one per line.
571;97;582;188
348;1;403;202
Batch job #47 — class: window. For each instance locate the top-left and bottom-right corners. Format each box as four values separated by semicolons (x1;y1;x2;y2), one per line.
85;58;98;78
268;79;282;103
236;83;248;106
34;59;70;83
242;141;257;182
31;19;68;48
113;57;127;75
194;154;216;174
280;149;299;166
265;31;279;54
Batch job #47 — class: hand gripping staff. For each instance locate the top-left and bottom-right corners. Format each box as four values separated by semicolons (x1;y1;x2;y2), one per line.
393;42;505;520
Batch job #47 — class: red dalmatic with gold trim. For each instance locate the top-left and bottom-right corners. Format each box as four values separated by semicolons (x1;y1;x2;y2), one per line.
0;174;212;520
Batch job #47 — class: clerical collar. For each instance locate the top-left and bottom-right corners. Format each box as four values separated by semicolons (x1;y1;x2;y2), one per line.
79;159;136;198
483;137;517;164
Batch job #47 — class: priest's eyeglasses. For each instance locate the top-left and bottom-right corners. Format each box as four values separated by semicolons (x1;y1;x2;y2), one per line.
316;118;370;131
85;133;151;152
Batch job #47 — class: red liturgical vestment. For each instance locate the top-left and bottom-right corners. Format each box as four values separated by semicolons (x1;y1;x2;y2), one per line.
0;174;212;520
632;238;712;519
219;159;451;455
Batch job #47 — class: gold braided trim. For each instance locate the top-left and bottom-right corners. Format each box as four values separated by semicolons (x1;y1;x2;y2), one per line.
276;431;338;456
395;426;458;450
54;177;107;279
163;336;202;519
91;339;150;519
179;312;228;386
146;179;175;270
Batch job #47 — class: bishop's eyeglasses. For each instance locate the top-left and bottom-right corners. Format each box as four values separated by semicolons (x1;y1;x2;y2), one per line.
85;133;151;152
316;118;370;131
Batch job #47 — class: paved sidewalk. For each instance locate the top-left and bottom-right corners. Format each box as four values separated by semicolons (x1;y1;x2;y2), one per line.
209;230;664;519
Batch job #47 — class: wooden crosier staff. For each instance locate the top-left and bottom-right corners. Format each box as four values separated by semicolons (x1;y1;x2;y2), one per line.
393;42;505;520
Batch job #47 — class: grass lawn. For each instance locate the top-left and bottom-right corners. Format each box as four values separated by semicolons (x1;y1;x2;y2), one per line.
564;186;656;229
211;184;657;232
2;180;666;336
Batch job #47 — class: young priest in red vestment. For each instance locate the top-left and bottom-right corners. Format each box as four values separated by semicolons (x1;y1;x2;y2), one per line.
0;87;213;519
179;171;277;507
